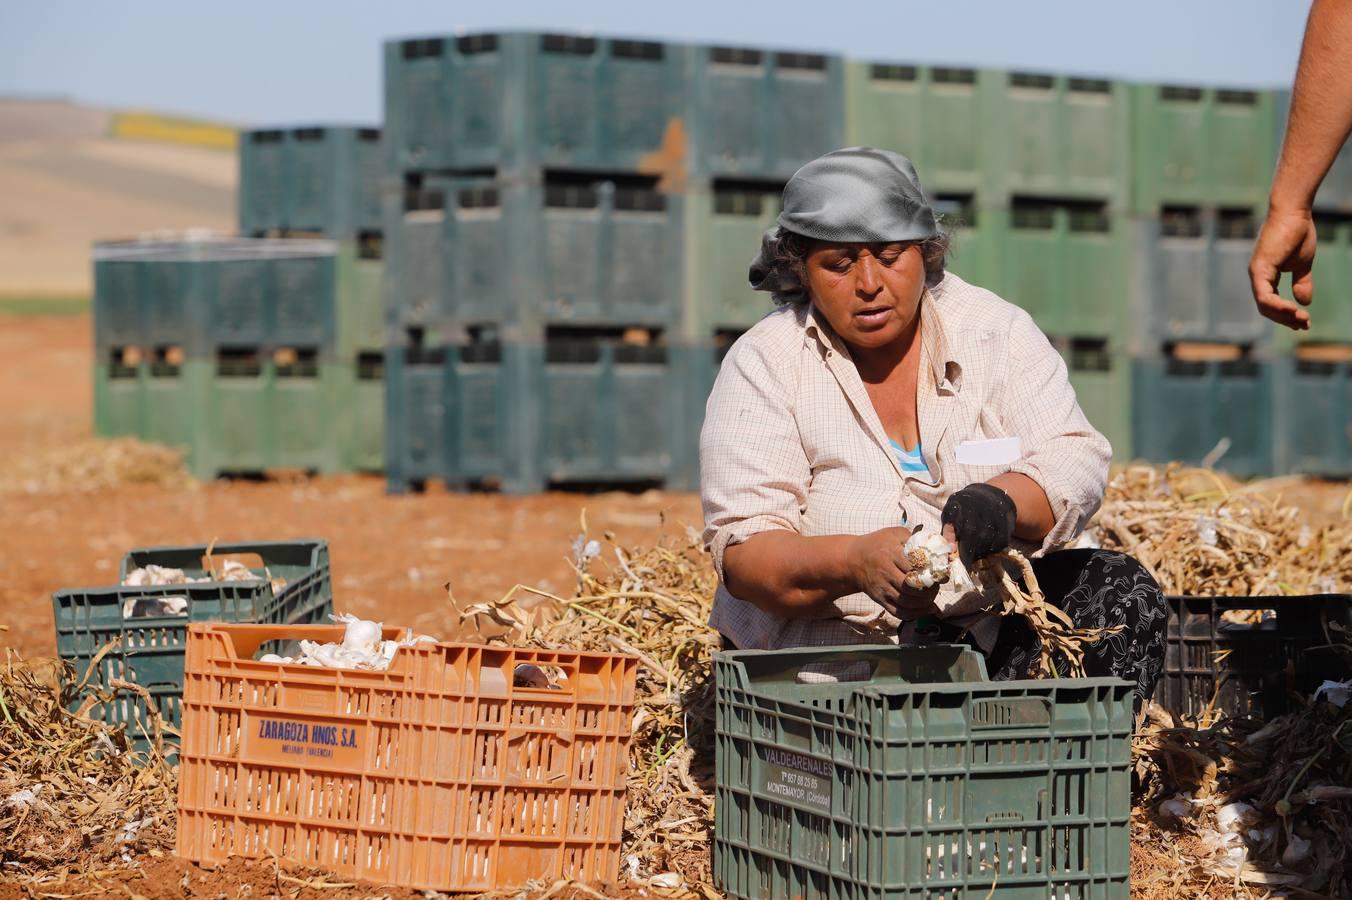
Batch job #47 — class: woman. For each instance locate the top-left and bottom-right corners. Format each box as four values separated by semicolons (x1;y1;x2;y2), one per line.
700;147;1167;706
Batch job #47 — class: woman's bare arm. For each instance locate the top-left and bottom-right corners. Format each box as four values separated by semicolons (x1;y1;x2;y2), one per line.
723;527;939;620
988;472;1055;544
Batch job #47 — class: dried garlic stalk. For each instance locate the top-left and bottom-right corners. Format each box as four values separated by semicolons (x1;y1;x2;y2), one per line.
973;549;1124;678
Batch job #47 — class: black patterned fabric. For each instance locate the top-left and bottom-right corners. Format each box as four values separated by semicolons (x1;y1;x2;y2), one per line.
980;549;1168;710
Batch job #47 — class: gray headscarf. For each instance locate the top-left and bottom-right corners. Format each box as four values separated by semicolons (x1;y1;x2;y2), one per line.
749;147;940;304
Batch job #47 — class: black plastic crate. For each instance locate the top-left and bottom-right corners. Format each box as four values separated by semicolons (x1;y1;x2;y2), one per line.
1160;594;1352;721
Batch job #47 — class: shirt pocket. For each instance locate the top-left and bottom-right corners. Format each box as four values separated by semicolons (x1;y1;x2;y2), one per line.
948;461;1014;488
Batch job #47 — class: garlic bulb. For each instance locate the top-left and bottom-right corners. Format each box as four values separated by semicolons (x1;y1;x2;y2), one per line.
338;615;383;654
903;529;956;589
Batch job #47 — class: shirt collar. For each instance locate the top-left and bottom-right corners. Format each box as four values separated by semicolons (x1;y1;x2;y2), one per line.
801;281;963;393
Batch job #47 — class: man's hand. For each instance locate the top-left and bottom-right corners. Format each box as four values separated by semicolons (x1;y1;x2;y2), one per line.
1250;209;1317;330
846;527;946;619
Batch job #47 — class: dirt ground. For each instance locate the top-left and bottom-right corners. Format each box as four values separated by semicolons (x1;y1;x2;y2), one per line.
0;856;656;900
0;313;701;662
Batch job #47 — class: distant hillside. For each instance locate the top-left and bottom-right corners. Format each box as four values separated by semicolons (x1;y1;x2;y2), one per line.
0;98;237;297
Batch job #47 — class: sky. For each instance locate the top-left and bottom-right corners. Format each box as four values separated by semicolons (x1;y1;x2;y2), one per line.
0;1;1312;127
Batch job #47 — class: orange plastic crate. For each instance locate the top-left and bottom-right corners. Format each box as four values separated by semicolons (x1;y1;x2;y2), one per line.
176;623;638;892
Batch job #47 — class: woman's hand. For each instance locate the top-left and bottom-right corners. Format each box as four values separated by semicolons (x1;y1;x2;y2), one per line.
941;483;1018;566
846;527;949;619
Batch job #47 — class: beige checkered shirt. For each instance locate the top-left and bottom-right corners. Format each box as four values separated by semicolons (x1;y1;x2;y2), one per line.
700;272;1111;651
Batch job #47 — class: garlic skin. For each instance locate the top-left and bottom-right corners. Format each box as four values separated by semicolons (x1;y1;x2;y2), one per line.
903;530;956;590
339;616;383;655
260;614;437;671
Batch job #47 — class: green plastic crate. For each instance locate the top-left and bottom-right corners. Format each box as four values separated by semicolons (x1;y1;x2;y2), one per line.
143;358;207;461
384;32;843;183
336;241;385;358
93;238;338;361
688;43;844;180
1051;338;1132;461
1130;84;1279;214
240;127;381;239
844;62;986;196
238;129;287;236
52;540;333;754
941;201;997;288
987;71;1130;206
386;172;684;334
92;359;206;465
715;644;1133;898
1271;355;1352;476
384;334;694;494
286;126;382;237
383;32;686;177
1132;210;1272;350
981;205;1131;338
333;238;386;472
93;360;145;439
542;337;676;484
382;178;448;329
383;341;539;493
205;356;342;476
94;356;345;479
1131;356;1273;477
846;64;1128;205
93;254;196;359
680;180;782;338
333;356;385;473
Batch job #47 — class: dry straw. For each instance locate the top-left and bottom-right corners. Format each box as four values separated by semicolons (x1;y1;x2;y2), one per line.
0;646;177;884
0;437;193;496
1091;463;1352;599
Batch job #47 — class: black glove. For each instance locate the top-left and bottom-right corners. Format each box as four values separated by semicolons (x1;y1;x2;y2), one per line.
941;483;1017;567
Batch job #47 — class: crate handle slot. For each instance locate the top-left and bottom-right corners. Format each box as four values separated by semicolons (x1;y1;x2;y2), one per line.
200;551;266;576
968;696;1053;729
479;650;582;695
196;623;409;662
723;643;988;689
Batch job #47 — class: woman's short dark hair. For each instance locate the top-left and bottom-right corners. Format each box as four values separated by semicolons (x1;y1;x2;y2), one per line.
766;227;952;306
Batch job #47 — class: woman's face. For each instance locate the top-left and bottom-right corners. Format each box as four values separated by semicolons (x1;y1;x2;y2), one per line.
804;241;926;350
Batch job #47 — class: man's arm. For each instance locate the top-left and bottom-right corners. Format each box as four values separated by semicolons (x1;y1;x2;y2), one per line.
1251;0;1352;329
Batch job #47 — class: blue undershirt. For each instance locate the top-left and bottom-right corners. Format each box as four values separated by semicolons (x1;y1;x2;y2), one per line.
890;438;933;525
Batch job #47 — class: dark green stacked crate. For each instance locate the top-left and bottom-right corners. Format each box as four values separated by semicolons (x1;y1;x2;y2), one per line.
714;644;1134;898
381;32;845;493
92;238;357;478
240;126;382;238
383;33;687;176
380;165;696;492
1124;83;1282;476
52;540;333;755
1131;355;1274;477
238;126;387;472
